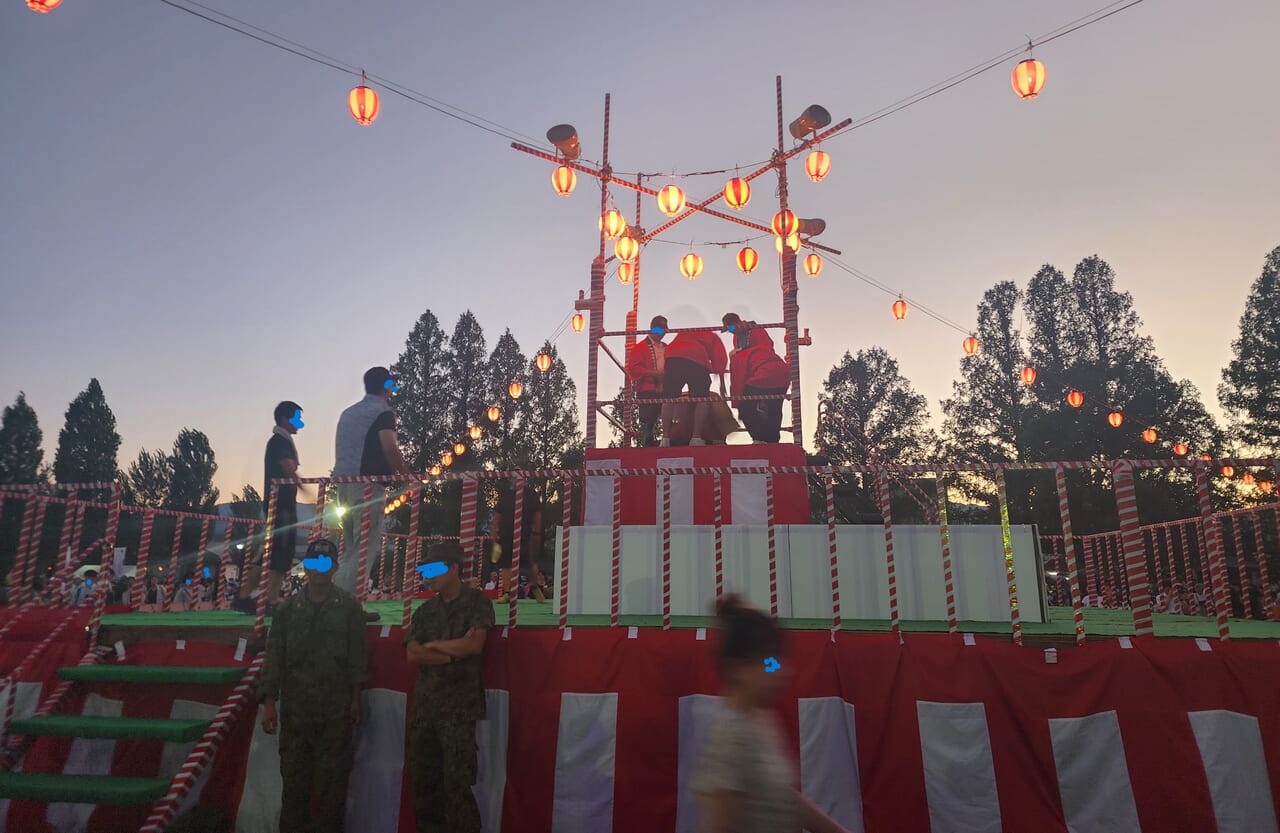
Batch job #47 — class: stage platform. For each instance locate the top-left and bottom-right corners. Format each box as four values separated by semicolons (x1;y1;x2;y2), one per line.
96;603;1280;647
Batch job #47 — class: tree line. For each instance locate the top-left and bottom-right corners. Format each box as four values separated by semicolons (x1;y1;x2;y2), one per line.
815;248;1280;534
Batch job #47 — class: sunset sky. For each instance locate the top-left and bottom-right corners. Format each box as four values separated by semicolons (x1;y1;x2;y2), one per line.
2;0;1277;499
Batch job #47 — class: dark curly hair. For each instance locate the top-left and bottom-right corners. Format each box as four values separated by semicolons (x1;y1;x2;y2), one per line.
713;593;784;672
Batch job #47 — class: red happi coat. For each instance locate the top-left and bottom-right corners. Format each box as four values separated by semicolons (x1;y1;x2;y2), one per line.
730;327;789;400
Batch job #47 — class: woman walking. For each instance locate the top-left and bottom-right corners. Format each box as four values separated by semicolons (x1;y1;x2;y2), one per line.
691;594;854;833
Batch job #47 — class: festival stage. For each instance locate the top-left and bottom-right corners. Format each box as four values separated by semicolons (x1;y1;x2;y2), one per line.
2;606;1279;833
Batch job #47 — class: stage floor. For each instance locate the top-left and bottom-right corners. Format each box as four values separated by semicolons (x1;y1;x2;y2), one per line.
98;603;1280;642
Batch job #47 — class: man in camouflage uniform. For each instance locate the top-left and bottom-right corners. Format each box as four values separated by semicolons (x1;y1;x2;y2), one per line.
258;539;368;833
405;541;495;833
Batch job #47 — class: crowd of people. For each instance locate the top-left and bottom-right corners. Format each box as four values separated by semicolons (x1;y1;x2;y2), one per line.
626;313;789;447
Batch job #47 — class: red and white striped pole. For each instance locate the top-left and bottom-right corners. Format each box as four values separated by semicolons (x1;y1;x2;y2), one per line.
713;475;725;602
661;475;672;630
610;475;622;628
765;472;779;618
13;497;38;605
166;518;185;609
195;517;211;587
994;469;1024;645
459;475;479;590
875;472;901;637
1244;512;1271;620
1111;534;1130;609
138;657;264;833
1149;529;1165;595
935;474;957;634
1154;526;1170;595
1228;515;1253;619
510;476;524;629
255;489;279;638
357;484;374;604
1086;538;1100;604
559;474;573;630
1178;520;1195;586
102;481;122;575
1194;467;1232;640
132;512;155;608
66;503;86;602
310;482;328;542
1053;465;1086;645
825;469;842;636
55;503;80;598
403;496;421;628
18;500;47;606
218;518;236;610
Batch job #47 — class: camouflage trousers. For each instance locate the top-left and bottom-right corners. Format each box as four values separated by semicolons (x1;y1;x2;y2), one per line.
410;718;480;833
279;711;355;833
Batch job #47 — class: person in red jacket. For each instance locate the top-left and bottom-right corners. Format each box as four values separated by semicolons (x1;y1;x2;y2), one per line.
723;314;789;443
625;315;667;447
661;323;729;447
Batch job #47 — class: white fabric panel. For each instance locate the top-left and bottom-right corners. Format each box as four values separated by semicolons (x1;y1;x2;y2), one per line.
47;694;122;833
675;695;724;833
476;689;509;833
552;692;618;833
1189;710;1279;833
799;698;865;833
346;689;407;833
916;700;1001;833
234;703;282;833
583;459;621;526
655;456;694;525
729;458;768;525
1048;711;1140;833
157;699;221;822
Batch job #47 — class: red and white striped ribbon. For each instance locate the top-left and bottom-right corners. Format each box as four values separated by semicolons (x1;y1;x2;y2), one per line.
1228;515;1253;619
1177;520;1194;586
713;475;725;602
510;476;524;629
132;512;156;608
610;476;622;628
310;482;328;542
559;474;573;630
459;476;479;589
403;498;421;628
994;469;1024;645
875;473;901;637
19;500;48;606
13;498;38;605
138;657;264;833
661;475;672;630
0;610;77;739
217;518;236;610
1194;467;1232;640
1053;465;1086;645
255;490;279;638
935;474;956;634
1243;512;1271;619
825;470;841;636
0;645;110;771
166;517;186;611
765;473;778;618
357;484;374;604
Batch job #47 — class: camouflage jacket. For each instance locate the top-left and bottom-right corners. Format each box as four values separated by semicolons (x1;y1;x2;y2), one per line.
258;585;368;717
404;585;495;724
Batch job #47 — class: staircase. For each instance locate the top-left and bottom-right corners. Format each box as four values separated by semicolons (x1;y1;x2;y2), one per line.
0;660;256;811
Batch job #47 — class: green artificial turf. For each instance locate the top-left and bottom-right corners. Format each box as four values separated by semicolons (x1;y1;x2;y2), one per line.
99;603;1280;639
59;665;246;685
8;715;211;742
0;772;171;805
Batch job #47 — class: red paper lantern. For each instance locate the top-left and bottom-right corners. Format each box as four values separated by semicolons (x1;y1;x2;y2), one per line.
1243;472;1256;486
508;381;523;399
803;253;823;277
892;299;908;320
599;209;626;239
487;406;501;422
454;442;467;456
441;452;454;467
775;233;799;255
348;80;380;125
571;313;585;333
1199;453;1213;461
724;177;751;210
1261;481;1274;494
805;150;831;183
1108;412;1124;428
771;210;798;238
26;0;62;12
1172;442;1188;456
614;235;638;262
536;353;552;372
680;252;703;280
736;247;759;274
962;336;979;356
469;425;483;441
617;262;635;284
551;165;576;197
1221;465;1235;478
1011;58;1046;100
1142;428;1158;444
1066;390;1084;408
429;465;442;476
1020;366;1037;385
657;184;686;217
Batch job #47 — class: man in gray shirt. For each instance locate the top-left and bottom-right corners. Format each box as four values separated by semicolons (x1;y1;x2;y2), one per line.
334;367;412;620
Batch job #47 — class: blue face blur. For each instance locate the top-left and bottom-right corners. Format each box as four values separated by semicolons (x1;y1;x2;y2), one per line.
650;326;665;337
384;379;400;395
417;561;448;580
302;554;334;574
203;567;211;579
763;656;781;674
288;409;304;431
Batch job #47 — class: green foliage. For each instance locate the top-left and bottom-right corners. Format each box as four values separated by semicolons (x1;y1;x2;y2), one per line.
53;379;120;486
229;485;263;519
166;428;219;513
123;448;172;508
484;330;532;470
1219;246;1280;454
390;310;452;473
522;341;582;475
444;311;491;458
0;392;44;484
